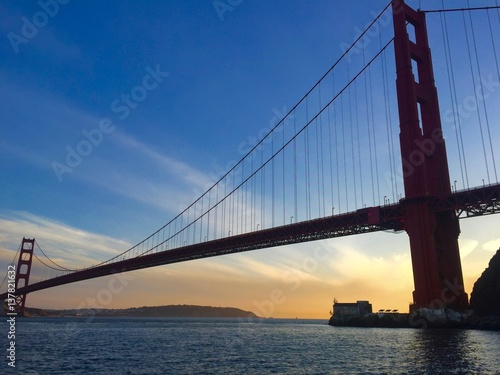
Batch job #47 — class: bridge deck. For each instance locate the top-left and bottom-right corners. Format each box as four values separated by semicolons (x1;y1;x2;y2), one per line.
1;183;498;299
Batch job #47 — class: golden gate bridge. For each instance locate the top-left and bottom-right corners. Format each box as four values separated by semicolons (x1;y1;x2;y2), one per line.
2;0;500;315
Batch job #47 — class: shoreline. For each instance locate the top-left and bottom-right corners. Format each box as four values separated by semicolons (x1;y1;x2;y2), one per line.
1;304;259;319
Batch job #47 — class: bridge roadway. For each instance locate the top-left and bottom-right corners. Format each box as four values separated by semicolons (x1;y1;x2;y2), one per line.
1;183;498;299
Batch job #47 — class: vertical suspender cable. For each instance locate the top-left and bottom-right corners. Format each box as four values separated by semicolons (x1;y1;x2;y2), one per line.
347;61;358;209
462;10;491;183
489;7;500;180
327;103;334;212
250;150;254;231
222;179;226;236
467;1;498;183
328;74;335;212
293;109;298;221
241;181;244;234
335;84;341;213
318;83;326;217
487;8;500;104
261;145;265;229
305;97;311;219
197;194;202;241
380;34;396;202
341;92;348;212
282;120;286;224
272;122;275;227
213;183;219;240
368;64;381;204
314;115;321;217
354;78;364;207
316;91;322;216
232;168;236;233
388;51;399;200
440;5;468;189
363;46;376;206
207;189;211;240
486;8;500;182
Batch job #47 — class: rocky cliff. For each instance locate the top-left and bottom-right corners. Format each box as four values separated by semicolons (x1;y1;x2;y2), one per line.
470;249;500;316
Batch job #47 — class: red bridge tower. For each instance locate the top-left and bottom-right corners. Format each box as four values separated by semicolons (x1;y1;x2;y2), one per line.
392;0;468;310
5;238;35;316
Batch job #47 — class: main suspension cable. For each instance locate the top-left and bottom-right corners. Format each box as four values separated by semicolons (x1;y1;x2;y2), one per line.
35;241;76;272
0;242;22;291
90;3;396;268
422;6;500;14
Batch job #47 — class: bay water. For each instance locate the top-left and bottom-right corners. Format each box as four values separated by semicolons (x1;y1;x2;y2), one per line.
2;317;500;374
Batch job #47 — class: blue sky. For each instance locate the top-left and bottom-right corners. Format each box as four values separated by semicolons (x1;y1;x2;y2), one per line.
1;0;499;318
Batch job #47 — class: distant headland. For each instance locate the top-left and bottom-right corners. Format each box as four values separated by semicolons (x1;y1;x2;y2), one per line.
20;305;259;319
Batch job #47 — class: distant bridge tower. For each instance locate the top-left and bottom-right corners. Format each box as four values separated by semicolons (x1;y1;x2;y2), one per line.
392;0;468;310
6;238;35;316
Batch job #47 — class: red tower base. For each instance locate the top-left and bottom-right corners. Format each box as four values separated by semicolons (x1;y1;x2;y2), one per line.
404;200;468;312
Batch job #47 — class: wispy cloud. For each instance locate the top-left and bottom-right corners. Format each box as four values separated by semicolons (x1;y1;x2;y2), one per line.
0;4;22;32
0;210;131;269
0;3;80;58
30;27;81;60
459;238;479;259
66;130;214;215
112;132;213;190
483;238;500;252
0;139;52;169
0;80;215;215
0;82;105;161
327;245;413;293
